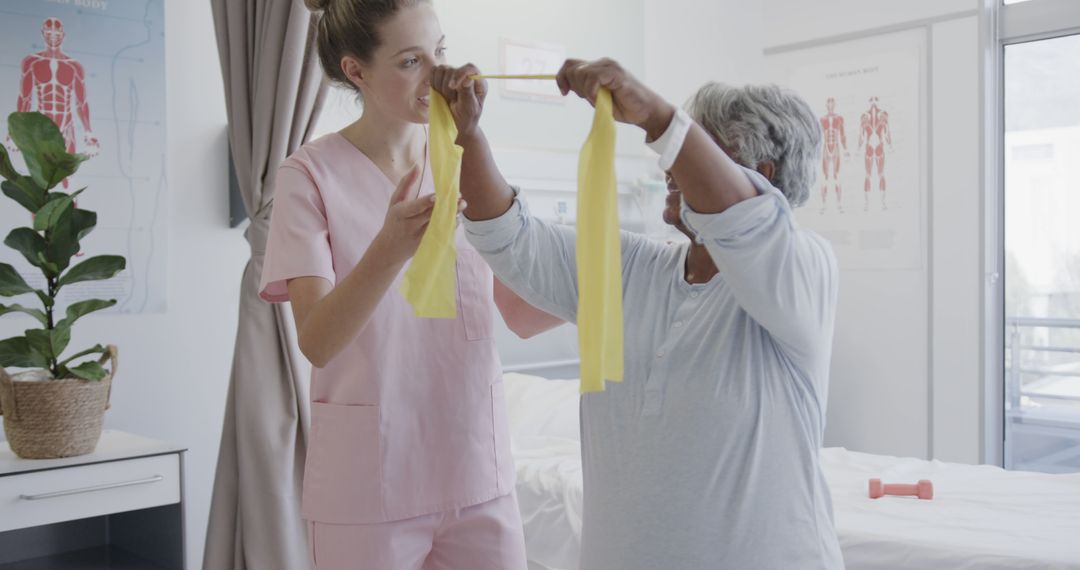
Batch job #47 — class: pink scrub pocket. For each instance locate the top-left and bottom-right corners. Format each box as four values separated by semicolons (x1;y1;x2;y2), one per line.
303;402;384;522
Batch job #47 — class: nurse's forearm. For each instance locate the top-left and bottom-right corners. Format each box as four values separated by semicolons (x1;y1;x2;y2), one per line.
297;237;405;368
457;128;516;221
493;278;565;339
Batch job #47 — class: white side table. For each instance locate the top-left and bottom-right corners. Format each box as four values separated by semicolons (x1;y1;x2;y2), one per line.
0;430;186;569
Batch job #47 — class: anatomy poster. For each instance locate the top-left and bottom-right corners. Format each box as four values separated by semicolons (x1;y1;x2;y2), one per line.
770;32;925;269
0;0;167;313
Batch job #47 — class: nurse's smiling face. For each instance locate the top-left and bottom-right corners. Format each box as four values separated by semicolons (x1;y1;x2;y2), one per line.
345;3;447;124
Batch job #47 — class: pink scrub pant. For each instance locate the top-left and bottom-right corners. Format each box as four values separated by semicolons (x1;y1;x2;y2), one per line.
307;492;527;569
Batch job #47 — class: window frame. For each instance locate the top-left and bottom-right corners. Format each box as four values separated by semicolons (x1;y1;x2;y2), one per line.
983;0;1080;466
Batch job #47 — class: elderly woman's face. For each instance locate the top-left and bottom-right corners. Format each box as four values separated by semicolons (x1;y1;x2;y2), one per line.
662;171;683;227
662;140;739;235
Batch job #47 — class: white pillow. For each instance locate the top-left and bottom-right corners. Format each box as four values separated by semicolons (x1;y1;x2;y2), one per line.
502;372;581;442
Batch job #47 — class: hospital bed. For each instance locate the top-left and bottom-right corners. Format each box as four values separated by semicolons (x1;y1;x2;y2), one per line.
502;372;1080;570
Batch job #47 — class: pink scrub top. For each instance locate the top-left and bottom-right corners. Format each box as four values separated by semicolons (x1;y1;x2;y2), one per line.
259;133;515;524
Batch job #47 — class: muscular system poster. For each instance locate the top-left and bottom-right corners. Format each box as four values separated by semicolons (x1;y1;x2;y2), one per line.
1;0;167;313
770;33;925;270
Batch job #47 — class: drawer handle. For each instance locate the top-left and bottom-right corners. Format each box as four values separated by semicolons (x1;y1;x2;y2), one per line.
19;475;165;501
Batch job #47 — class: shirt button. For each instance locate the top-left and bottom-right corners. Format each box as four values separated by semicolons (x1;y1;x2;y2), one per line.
673;321;683;328
656;350;665;358
690;292;700;299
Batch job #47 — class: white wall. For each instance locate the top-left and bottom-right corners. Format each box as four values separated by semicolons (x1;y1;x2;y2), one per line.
763;0;979;47
645;0;985;463
929;16;982;464
104;1;242;565
763;0;983;462
0;1;243;567
315;0;647;155
643;0;766;109
440;0;646;155
767;26;935;460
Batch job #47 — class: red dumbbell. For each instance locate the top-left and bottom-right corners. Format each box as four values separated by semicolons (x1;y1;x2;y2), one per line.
868;478;933;500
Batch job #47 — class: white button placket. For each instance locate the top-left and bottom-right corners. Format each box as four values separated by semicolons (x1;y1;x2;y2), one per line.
642;293;699;416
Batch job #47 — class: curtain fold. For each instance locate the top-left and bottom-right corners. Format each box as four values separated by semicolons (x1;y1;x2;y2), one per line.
203;1;326;568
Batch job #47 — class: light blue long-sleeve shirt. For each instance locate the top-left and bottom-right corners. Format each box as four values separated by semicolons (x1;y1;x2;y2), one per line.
464;166;844;570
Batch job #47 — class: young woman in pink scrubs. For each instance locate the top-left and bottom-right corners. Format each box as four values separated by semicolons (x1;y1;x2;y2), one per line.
259;1;558;567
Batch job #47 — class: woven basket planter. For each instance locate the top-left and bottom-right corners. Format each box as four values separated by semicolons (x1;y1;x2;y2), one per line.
0;346;118;459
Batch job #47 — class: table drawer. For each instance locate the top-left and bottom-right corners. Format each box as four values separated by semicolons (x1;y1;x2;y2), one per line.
0;453;180;532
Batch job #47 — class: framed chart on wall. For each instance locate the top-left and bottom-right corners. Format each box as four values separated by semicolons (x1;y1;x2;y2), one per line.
767;29;927;270
0;0;167;313
498;38;566;103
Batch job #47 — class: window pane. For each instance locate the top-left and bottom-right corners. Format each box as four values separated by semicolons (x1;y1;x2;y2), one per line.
1004;34;1080;474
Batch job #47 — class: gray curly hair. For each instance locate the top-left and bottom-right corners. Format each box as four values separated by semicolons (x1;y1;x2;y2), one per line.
686;83;821;208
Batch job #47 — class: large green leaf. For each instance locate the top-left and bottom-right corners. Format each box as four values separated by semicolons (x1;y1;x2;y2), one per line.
0;143;18;181
0;263;34;297
57;255;125;288
33;191;81;232
1;179;47;213
4;228;49;272
7;113;87;190
65;299;116;324
70;209;96;241
25;329;54;360
58;344;106;368
0;336;48;368
0;303;47;326
69;360;107;381
24;322;69;361
45;208;95;272
51;321;71;358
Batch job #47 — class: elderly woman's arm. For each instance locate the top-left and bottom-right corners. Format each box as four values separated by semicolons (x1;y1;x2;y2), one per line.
556;58;758;214
431;64;654;330
662;83;838;362
429;64;581;322
682;168;838;364
559;59;837;364
429;64;514;222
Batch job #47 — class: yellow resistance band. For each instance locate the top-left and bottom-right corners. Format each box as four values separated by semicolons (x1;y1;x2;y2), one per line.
470;74;558;80
575;88;624;393
400;89;461;318
409;84;625;393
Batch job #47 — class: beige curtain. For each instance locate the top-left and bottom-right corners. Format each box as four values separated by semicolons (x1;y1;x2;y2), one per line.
203;1;326;568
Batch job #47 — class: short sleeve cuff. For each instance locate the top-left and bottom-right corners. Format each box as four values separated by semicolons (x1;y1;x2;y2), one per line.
462;186;529;253
680;166;786;244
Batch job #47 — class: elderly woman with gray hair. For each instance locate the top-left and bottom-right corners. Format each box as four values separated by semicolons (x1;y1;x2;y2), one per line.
432;58;844;570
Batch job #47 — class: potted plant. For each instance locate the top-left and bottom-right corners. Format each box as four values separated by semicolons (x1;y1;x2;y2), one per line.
0;111;124;459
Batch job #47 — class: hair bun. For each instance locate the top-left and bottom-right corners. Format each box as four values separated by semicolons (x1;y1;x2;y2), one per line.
304;0;331;12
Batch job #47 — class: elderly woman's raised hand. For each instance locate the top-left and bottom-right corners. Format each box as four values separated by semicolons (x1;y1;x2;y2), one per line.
431;64;488;143
556;58;675;140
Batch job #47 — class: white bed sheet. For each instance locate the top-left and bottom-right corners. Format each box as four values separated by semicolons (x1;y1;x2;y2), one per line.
824;447;1080;569
504;373;584;570
504;372;1080;570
